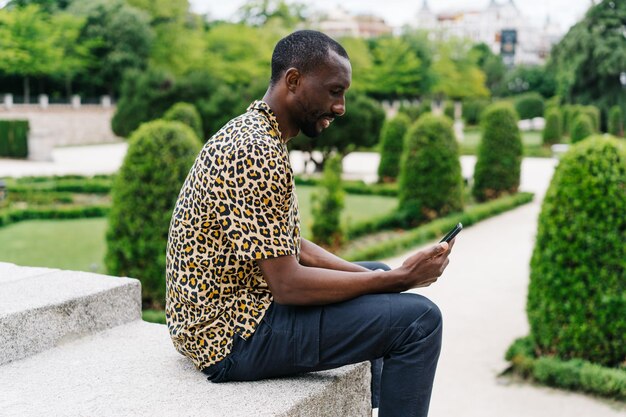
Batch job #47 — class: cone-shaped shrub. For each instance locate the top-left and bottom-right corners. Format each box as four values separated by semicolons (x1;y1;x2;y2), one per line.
472;103;522;201
542;108;562;145
608;105;623;137
378;113;411;183
106;120;202;308
514;92;544;120
398;113;463;224
570;114;594;143
311;154;344;248
581;105;600;132
527;136;626;367
163;102;203;140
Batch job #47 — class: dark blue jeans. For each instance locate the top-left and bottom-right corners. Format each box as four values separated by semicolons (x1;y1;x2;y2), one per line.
202;262;443;417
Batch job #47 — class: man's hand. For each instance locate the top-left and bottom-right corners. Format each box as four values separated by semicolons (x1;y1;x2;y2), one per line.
396;239;455;290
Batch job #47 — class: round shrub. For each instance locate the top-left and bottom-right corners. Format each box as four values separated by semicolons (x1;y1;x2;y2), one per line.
398;114;463;224
570;114;594;143
163;102;203;140
580;105;600;132
542;108;562;145
472;103;522;201
608;105;623;137
514;92;545;120
527;136;626;367
105;120;202;309
444;101;455;120
377;113;411;183
462;98;489;126
311;155;344;249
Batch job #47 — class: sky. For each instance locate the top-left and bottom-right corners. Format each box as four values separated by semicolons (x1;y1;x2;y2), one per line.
191;0;594;33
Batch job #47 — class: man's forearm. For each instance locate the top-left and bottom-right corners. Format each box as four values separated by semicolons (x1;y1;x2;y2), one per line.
299;238;370;272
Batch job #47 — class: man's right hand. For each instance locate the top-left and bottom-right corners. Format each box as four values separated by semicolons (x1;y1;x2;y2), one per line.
395;240;454;290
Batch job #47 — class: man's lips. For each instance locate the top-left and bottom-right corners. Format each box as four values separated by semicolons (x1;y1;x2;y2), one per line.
320;116;334;128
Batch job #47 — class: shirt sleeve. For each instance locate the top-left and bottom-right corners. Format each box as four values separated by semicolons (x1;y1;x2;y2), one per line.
212;140;297;260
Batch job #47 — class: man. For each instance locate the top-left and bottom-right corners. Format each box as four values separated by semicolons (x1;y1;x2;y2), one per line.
166;30;453;417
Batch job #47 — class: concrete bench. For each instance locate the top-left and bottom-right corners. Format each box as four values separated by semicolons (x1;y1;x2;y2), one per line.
0;262;370;416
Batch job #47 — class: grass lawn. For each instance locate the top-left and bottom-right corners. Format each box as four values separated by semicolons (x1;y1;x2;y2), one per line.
0;186;397;273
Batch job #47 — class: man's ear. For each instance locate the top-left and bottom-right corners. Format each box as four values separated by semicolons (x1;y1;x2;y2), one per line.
285;68;300;93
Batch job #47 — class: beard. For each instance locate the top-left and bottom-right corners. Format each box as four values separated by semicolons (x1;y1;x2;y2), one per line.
299;112;335;138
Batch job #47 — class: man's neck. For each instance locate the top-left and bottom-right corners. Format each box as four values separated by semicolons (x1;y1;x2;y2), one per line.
262;90;298;142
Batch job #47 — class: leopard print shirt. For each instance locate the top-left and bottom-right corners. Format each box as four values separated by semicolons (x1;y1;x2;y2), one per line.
165;101;301;370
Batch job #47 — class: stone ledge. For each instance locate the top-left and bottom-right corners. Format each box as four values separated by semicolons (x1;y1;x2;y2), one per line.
0;320;371;416
0;262;141;365
0;264;371;416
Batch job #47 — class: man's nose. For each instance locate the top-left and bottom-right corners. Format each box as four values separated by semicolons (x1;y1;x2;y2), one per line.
332;97;345;117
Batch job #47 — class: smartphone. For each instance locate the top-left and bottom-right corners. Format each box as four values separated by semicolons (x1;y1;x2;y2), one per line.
439;222;463;243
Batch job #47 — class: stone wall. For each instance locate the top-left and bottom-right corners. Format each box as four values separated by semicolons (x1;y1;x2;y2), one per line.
0;105;119;161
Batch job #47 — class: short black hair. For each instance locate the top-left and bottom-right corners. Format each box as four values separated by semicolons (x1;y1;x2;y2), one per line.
270;30;349;86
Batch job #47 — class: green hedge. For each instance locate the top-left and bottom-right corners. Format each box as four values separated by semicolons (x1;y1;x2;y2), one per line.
377;113;410;183
341;192;533;261
514;92;544;120
506;336;626;401
7;178;112;194
608;105;624;137
398;113;463;224
542;108;562;145
570;113;594;143
105;120;201;309
311;155;344;248
0;120;29;158
0;205;110;228
473;103;522;201
163;102;203;140
527;136;625;367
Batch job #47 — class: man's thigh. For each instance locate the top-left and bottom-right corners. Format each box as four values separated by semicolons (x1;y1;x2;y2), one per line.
223;292;438;381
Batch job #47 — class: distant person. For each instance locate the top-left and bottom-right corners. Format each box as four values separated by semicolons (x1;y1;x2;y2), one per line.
166;30;454;417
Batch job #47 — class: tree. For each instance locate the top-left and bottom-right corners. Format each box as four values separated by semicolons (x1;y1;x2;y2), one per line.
202;23;279;87
289;92;385;171
500;65;556;98
126;0;206;75
430;37;490;101
106;120;201;308
236;0;307;27
470;42;505;95
69;0;154;96
365;36;423;99
0;5;64;102
548;0;626;124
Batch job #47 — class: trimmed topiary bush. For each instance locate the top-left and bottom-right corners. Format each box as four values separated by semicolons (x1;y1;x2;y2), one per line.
462;98;489;126
377;113;411;183
527;135;626;367
580;105;600;132
570;114;594;143
105;120;201;308
311;154;344;249
472;103;522;201
163;102;203;140
398;113;463;224
542;108;562;145
608;105;623;137
514;92;545;120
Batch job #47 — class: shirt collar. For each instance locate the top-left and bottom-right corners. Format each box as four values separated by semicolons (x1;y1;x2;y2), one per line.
247;100;284;142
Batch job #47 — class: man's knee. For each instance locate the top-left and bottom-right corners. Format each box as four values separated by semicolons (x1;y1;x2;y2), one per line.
390;293;442;339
